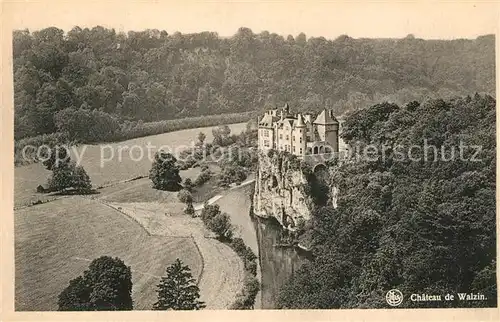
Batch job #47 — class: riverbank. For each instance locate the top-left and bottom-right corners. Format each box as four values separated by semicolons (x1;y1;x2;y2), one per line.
214;180;261;309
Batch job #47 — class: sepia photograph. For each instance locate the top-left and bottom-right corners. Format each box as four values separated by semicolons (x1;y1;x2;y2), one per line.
1;0;499;319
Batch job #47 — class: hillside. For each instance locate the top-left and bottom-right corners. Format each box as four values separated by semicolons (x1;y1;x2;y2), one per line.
277;94;496;308
13;27;494;141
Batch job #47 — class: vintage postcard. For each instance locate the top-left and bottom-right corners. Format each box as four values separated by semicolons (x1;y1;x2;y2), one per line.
1;0;499;321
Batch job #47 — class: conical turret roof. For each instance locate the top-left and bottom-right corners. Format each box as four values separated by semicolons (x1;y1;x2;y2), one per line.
313;109;339;125
295;113;306;127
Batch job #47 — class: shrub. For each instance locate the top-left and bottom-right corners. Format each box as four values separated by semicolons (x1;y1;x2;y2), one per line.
184;201;195;217
177;189;193;203
230;238;247;254
206;212;233;240
194;169;212;186
217;164;247;187
183;178;194;192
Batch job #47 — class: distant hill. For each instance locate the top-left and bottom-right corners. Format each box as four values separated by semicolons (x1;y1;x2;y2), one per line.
13;26;495;140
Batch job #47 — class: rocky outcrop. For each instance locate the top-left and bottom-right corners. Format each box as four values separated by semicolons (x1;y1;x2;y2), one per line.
253;150;314;229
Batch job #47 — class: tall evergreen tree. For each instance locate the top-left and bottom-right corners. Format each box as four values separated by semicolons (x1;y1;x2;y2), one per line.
153;259;205;310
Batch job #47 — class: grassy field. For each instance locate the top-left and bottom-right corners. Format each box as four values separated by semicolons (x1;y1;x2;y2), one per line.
14;122;249;310
14;123;246;207
104;201;244;309
15;197;203;311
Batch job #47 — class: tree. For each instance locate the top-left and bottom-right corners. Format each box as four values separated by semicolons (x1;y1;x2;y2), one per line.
177;189;193;203
185;201;195;216
206;212;233;240
197;131;206;146
153;259;205;310
58;256;133;311
47;161;92;193
41;146;70;170
277;95;497;309
200;203;220;226
149;151;182;191
183;178;194;192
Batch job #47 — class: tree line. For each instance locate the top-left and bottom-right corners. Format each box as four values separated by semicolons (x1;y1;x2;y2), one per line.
14;26;494;142
277;94;496;308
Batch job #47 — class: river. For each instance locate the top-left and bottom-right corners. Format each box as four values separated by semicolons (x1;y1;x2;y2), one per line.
252;215;310;308
215;183;310;309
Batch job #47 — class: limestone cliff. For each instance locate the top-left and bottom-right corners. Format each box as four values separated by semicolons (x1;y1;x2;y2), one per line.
253;150;314;229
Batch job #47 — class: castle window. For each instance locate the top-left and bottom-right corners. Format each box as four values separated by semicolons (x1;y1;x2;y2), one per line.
292;146;296;152
299;137;302;143
279;134;283;140
299;129;302;133
292;136;295;142
307;135;311;141
286;135;289;140
300;148;303;154
264;140;270;147
264;130;269;137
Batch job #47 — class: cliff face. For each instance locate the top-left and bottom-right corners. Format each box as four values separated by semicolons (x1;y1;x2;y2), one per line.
253;151;314;229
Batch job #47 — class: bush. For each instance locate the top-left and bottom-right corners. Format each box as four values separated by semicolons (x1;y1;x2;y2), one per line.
184;201;195;217
177;189;193;203
206;212;233;240
230;275;260;309
217;164;247;187
200;203;233;239
194;169;212;186
230;238;247;254
200;203;220;225
183;178;194;192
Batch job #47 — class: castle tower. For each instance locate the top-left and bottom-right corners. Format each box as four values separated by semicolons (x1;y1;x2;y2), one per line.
313;109;339;153
294;113;307;156
258;111;275;150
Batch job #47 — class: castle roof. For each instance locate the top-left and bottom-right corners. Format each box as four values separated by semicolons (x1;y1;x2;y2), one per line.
278;118;295;128
295;113;306;127
259;113;279;128
313;109;339;125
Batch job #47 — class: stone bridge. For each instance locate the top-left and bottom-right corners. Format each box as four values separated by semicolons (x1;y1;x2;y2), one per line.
301;152;340;171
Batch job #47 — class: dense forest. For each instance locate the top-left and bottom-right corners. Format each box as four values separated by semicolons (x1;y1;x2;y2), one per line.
278;94;496;308
13;26;494;142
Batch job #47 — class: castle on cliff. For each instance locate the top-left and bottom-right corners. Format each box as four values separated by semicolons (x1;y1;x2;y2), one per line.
257;103;340;157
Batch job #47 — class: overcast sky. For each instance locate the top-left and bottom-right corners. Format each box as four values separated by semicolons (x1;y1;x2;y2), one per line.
3;1;499;40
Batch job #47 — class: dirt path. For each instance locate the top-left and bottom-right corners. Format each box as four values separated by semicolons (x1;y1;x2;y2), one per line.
104;201;244;309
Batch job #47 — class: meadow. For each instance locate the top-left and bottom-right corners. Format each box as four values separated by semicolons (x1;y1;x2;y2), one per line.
15;197;202;311
14;122;247;207
14;122;249;310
